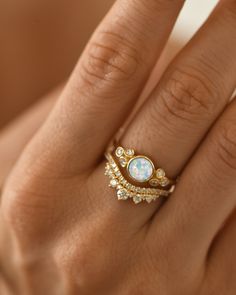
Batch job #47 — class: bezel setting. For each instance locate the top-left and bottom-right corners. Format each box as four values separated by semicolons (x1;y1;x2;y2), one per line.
127;156;155;183
105;153;175;204
114;146;174;188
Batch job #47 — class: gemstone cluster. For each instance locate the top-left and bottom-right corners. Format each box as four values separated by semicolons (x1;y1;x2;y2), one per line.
114;146;172;188
105;153;173;204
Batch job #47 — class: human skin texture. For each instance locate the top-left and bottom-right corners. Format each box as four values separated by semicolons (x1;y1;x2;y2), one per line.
1;0;236;294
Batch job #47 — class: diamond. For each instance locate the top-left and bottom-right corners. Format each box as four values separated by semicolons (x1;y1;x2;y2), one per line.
137;187;141;193
116;147;124;157
145;196;153;203
125;149;135;157
127;184;132;190
119;157;127;167
149;178;159;187
133;187;138;193
108;170;114;177
128;156;154;182
156;168;165;179
133;195;142;204
117;188;128;200
115;171;121;177
110;179;118;188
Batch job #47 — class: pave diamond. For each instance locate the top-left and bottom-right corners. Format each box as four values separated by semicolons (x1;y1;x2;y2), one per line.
145;196;153;203
110;179;118;188
128;156;154;182
117;188;128;200
133;195;142;204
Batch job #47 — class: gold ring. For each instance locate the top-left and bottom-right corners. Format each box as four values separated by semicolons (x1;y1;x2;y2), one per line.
114;146;175;188
104;150;176;204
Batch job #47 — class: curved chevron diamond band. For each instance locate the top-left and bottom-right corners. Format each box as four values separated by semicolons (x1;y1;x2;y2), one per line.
105;151;176;204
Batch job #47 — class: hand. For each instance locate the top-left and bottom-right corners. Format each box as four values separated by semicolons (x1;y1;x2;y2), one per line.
0;87;61;187
1;0;236;294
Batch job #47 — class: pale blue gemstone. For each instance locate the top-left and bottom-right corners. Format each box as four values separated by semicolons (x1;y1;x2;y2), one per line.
128;157;154;182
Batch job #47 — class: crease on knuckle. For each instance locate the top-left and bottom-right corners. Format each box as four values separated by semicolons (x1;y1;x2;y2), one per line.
2;186;34;229
80;30;142;90
213;123;236;172
159;67;218;122
144;99;175;138
2;180;54;235
55;238;101;292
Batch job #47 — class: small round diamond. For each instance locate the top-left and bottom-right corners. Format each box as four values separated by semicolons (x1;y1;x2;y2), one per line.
156;168;165;179
119;157;127;167
149;178;159;187
110;179;118;188
125;149;134;157
115;147;124;157
128;156;154;182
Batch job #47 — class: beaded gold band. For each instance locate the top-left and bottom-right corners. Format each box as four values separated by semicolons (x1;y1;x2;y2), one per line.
105;153;175;204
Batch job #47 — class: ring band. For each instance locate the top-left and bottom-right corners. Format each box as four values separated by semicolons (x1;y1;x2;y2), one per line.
105;152;176;204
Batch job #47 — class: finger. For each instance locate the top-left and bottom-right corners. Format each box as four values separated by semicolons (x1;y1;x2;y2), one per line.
113;0;236;220
122;0;236;178
0;86;60;186
206;211;236;293
150;96;236;263
22;0;185;175
92;0;236;228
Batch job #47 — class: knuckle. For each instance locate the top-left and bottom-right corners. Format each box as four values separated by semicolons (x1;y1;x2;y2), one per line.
2;177;54;241
3;185;33;231
55;238;102;292
80;30;142;89
159;67;219;122
213;122;236;171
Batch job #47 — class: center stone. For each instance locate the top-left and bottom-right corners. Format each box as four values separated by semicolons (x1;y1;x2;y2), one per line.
127;156;154;182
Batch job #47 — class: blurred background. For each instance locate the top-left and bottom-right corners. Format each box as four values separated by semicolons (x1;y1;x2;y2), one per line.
0;0;218;128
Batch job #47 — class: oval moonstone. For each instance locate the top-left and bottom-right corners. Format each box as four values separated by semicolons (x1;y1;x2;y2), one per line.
128;157;154;182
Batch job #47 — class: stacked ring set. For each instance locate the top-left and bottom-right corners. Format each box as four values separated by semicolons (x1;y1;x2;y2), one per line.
105;146;176;204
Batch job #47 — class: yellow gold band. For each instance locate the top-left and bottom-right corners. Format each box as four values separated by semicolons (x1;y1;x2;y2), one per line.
105;153;175;204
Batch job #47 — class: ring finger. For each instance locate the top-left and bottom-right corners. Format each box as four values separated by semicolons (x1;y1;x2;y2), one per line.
116;0;236;220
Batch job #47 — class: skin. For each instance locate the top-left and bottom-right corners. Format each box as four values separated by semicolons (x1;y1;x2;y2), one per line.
1;0;236;294
0;0;115;127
